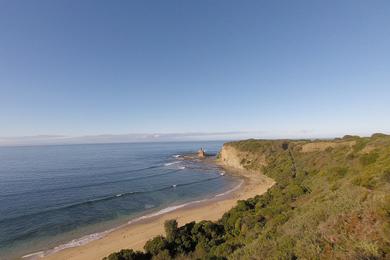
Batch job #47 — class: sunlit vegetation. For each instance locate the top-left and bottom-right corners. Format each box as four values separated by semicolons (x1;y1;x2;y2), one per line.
105;134;390;259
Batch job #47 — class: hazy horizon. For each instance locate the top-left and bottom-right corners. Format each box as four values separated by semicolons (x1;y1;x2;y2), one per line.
1;130;389;147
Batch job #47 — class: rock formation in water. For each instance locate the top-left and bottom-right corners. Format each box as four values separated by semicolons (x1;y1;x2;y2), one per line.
197;148;206;158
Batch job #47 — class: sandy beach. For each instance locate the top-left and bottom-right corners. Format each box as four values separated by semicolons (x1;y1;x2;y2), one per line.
42;165;274;260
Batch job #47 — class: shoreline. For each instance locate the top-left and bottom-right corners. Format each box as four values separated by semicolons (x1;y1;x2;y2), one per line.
34;160;274;260
22;183;243;260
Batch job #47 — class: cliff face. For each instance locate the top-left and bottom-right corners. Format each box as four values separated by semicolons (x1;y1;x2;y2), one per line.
219;144;245;170
219;142;267;172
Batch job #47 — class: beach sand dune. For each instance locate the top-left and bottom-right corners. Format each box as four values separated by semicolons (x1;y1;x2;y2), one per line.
43;166;274;260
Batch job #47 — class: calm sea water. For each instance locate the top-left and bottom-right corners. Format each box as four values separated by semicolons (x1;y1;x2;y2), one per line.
0;141;240;259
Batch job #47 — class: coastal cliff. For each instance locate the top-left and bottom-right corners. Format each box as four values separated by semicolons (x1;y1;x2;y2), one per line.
219;144;246;170
219;141;267;171
105;134;390;260
217;136;390;259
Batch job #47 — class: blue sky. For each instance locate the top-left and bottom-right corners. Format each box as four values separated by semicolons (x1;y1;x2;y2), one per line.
0;1;389;142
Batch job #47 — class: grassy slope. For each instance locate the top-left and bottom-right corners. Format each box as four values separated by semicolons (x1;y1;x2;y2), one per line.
105;134;390;260
226;134;390;259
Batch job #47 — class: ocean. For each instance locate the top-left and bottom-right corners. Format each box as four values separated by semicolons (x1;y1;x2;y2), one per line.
0;141;240;259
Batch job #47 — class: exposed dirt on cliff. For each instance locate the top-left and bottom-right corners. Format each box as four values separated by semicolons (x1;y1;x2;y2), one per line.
219;144;267;171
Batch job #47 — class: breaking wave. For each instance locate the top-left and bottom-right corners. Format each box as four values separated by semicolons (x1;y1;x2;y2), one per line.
23;178;243;259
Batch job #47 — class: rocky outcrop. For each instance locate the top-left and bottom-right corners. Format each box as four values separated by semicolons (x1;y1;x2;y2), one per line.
197;148;206;158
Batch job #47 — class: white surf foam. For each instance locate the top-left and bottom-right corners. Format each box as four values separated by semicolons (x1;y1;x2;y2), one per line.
215;180;244;197
127;200;206;225
22;251;45;259
164;161;180;166
22;229;116;259
127;180;244;225
23;199;208;259
23;177;244;259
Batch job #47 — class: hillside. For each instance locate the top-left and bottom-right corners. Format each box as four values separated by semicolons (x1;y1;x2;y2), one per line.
105;134;390;260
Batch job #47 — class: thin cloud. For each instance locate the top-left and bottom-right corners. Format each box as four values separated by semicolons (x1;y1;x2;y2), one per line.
0;132;254;146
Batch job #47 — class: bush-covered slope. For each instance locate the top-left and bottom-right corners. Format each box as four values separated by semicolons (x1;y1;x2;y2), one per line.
105;134;390;260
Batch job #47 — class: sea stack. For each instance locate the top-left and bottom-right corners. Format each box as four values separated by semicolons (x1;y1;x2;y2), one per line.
197;148;206;158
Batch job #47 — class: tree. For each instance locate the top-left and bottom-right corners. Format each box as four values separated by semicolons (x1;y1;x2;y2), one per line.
103;249;150;260
144;235;169;256
164;219;178;242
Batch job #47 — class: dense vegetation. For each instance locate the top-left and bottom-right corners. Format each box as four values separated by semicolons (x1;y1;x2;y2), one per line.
104;134;390;260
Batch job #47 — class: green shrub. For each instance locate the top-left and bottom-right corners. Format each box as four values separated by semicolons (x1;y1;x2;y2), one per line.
285;184;307;200
164;219;178;242
353;139;369;153
382;169;390;183
354;241;382;259
360;152;379;166
152;250;171;260
275;236;296;259
103;249;150;260
353;175;377;189
144;236;169;256
327;167;348;182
